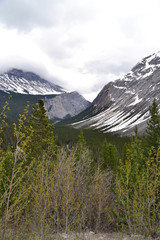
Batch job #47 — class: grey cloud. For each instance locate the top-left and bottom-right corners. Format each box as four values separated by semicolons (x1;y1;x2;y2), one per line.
37;30;85;62
0;0;93;31
84;59;133;76
0;0;62;30
0;56;63;86
82;59;136;94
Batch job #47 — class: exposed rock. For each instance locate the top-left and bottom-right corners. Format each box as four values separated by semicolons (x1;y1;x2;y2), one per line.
44;91;90;121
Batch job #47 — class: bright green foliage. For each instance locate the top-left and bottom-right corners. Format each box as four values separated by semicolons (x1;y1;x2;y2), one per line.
0;99;115;237
115;123;160;236
26;156;55;237
114;107;160;236
76;129;86;161
101;139;118;170
74;146;93;232
28;99;58;162
78;129;86;146
0;105;34;239
114;128;143;233
143;99;160;152
134;146;160;236
88;168;113;231
52;148;75;232
3;98;160;238
122;128;144;166
0;99;10;149
115;145;160;236
0;101;11;196
114;151;140;233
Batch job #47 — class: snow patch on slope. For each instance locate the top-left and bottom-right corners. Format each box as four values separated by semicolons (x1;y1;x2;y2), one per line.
129;95;142;106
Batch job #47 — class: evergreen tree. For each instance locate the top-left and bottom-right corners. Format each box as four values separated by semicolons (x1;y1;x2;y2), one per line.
122;127;144;166
143;99;160;152
76;129;86;161
101;139;118;170
78;129;86;147
28;99;58;162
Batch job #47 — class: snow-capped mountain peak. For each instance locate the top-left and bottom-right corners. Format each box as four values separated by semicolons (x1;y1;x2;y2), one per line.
122;52;160;82
0;69;65;95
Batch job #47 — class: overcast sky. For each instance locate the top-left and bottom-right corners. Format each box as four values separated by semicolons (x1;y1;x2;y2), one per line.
0;0;160;101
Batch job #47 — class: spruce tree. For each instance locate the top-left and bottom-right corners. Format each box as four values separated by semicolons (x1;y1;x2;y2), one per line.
28;99;58;162
76;129;86;161
144;99;160;152
101;139;118;170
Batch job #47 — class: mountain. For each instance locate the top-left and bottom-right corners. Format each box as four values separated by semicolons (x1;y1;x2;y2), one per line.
0;69;65;95
0;69;90;121
71;52;160;136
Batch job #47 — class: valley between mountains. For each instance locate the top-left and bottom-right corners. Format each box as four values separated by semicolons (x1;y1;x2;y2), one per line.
1;51;160;136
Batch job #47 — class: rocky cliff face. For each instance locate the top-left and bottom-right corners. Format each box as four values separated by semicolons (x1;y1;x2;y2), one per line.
71;52;160;135
45;91;90;121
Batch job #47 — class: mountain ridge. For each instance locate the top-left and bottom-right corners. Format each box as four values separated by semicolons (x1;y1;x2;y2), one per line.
71;51;160;136
0;68;65;95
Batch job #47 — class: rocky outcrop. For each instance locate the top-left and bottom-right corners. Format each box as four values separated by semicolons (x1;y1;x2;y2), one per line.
44;91;91;121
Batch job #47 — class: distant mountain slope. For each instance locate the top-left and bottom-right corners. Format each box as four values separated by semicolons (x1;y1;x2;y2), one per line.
71;52;160;135
0;69;90;122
